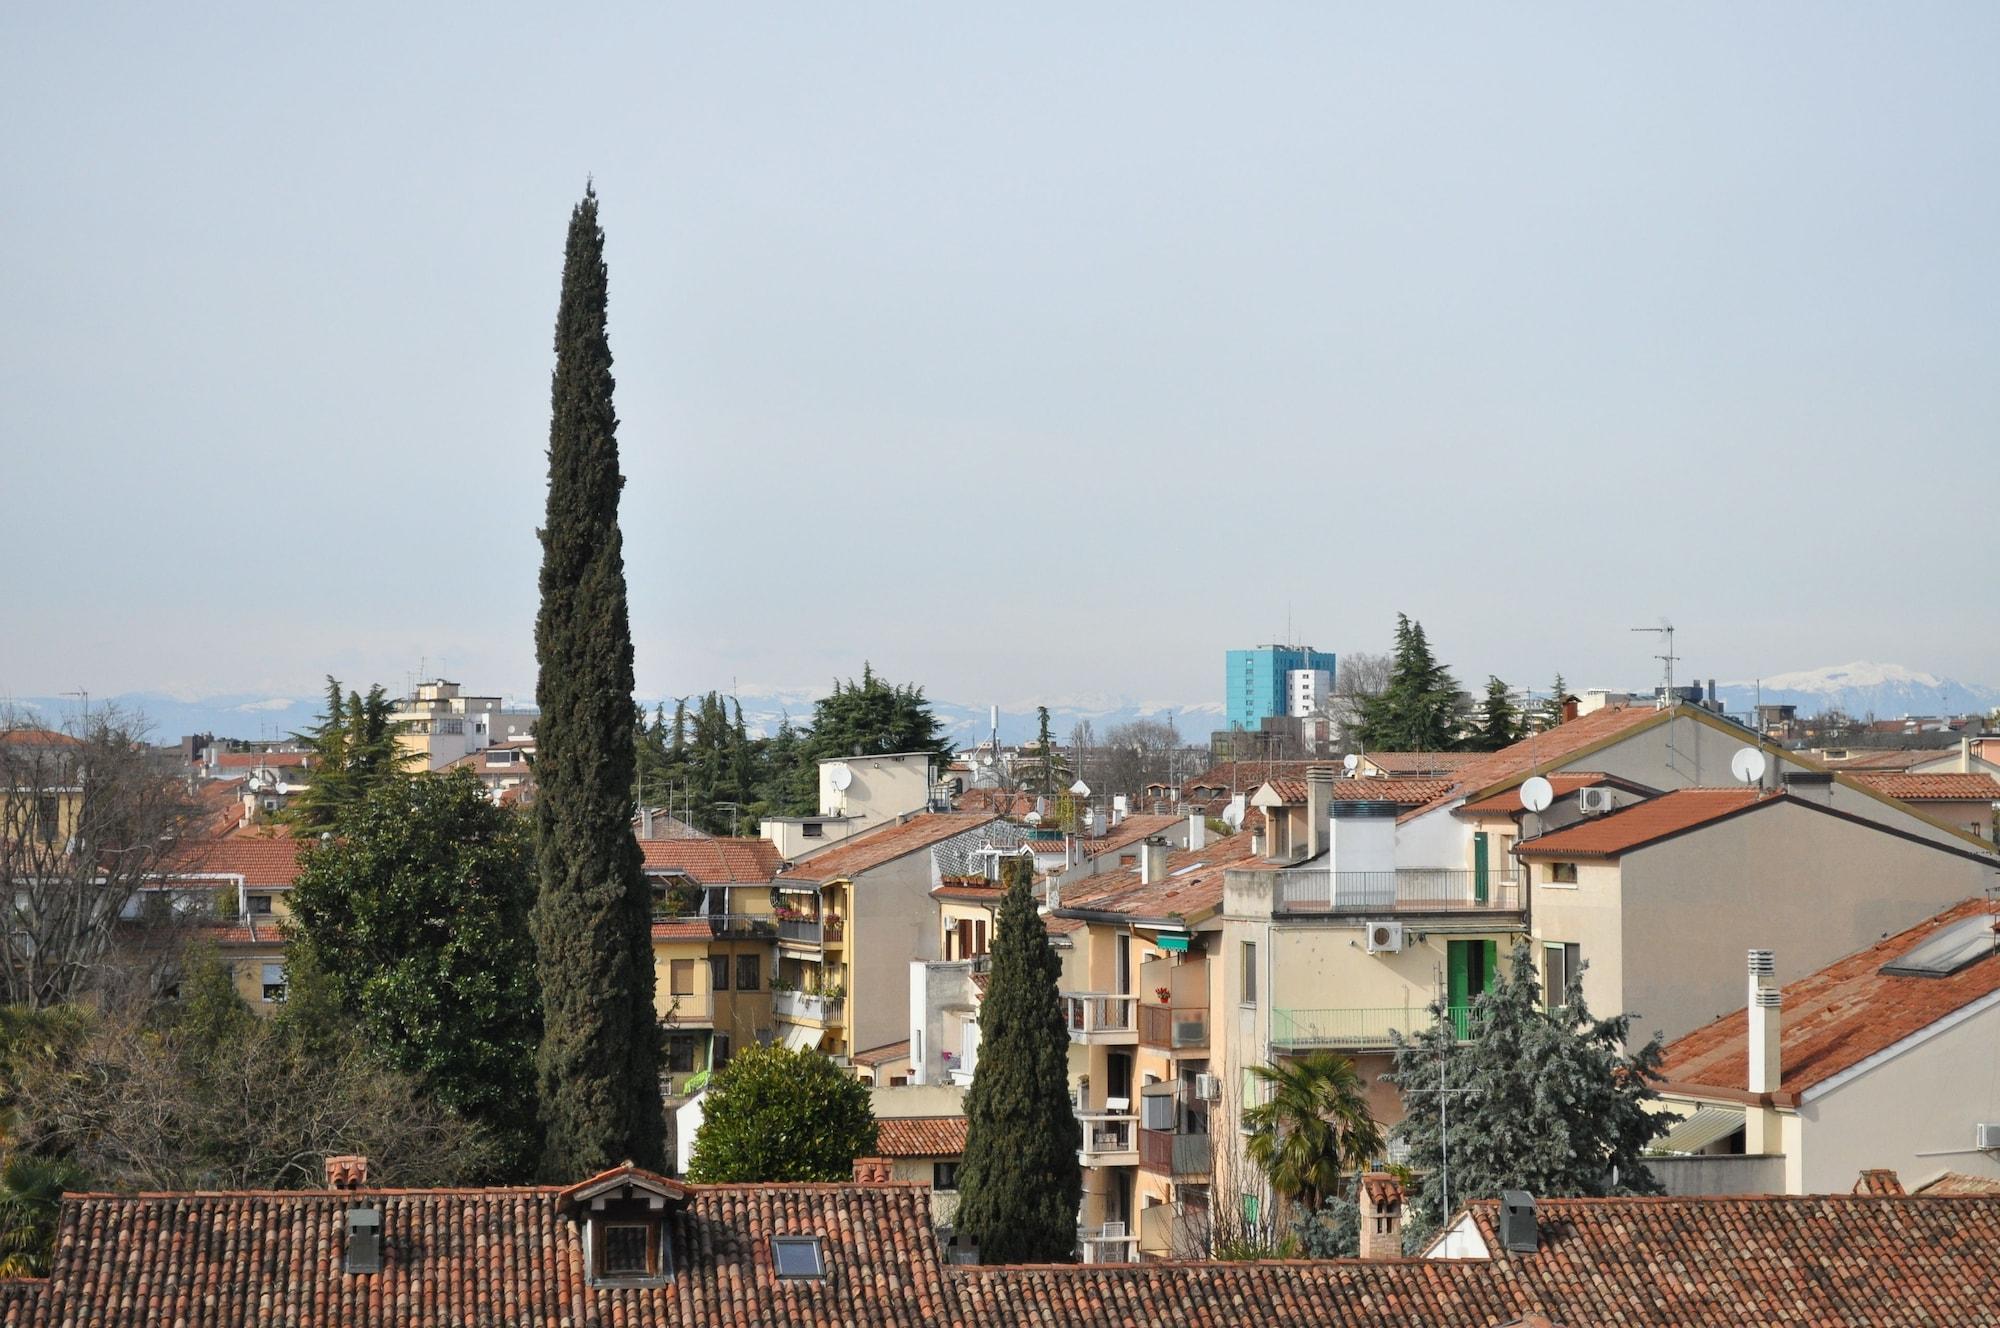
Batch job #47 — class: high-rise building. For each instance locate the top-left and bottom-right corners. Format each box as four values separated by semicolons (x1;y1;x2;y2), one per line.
1224;645;1337;730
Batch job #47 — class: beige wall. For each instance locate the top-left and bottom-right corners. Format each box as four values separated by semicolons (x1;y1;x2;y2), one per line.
1527;860;1628;1021
849;856;944;1054
820;753;935;823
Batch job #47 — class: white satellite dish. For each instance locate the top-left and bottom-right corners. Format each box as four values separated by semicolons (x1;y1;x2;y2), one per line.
1222;802;1244;830
1024;811;1042;825
1519;776;1555;813
1342;754;1359;774
1730;748;1768;786
981;755;994;768
827;763;853;792
1070;779;1091;797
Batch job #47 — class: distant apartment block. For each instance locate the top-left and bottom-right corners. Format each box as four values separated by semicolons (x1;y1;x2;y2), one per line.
1223;645;1336;731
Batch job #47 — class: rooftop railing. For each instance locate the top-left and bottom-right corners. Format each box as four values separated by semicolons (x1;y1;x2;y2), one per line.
1269;1005;1477;1049
1274;868;1522;915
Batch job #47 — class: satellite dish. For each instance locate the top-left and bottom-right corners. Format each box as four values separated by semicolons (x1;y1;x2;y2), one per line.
1519;776;1555;813
1221;802;1245;830
1342;754;1359;774
981;755;994;767
1070;780;1091;797
827;763;853;792
1024;811;1042;825
1731;748;1768;786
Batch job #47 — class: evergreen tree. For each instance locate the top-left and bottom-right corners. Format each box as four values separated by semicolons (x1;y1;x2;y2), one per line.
955;856;1082;1263
1387;943;1668;1239
1536;673;1570;731
530;186;664;1178
1356;615;1466;751
1471;677;1522;752
286;677;409;831
685;1045;876;1182
1032;705;1058;798
289;769;541;1174
780;665;952;813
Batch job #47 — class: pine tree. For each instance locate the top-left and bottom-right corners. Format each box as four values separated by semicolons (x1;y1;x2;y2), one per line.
1536;673;1569;731
286;677;408;831
1471;677;1521;752
1356;615;1466;751
530;186;664;1178
954;856;1082;1263
1387;943;1668;1242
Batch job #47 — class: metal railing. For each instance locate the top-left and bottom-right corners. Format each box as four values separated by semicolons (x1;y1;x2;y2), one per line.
1138;1003;1209;1050
1274;868;1522;914
1269;1005;1475;1048
651;911;779;939
777;918;823;944
1139;1128;1212;1175
1063;993;1138;1039
773;989;845;1023
1077;1113;1137;1160
1078;1226;1139;1264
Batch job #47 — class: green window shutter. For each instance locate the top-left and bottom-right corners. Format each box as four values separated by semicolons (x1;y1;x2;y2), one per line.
1472;832;1490;904
1482;939;1498;993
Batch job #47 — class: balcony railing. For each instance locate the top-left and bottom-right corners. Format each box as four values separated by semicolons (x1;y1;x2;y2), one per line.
1138;1003;1209;1050
652;911;778;939
773;989;845;1024
1063;993;1138;1042
1274;868;1522;915
1078;1225;1139;1264
1139;1128;1212;1176
777;918;823;945
1269;1005;1476;1049
1077;1113;1138;1164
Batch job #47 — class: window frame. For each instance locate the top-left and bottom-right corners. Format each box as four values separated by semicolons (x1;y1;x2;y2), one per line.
710;955;730;992
772;1235;825;1279
735;953;761;992
1240;941;1258;1006
601;1222;654;1277
932;1161;960;1191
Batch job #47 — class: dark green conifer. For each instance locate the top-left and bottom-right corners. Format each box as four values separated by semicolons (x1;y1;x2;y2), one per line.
954;857;1082;1262
531;186;663;1178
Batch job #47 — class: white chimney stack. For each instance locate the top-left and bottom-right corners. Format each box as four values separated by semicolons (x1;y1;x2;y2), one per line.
1139;839;1172;885
1747;949;1781;1095
1187;810;1207;852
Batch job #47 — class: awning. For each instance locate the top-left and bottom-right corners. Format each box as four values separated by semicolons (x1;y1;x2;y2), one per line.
1653;1105;1745;1155
781;1024;825;1052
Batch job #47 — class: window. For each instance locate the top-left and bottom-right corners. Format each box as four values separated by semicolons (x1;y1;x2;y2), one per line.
599;1222;655;1277
1543;942;1581;1007
666;1034;697;1074
1142;1092;1174;1131
802;822;824;839
974;919;987;955
1241;1193;1261;1227
736;954;761;992
34;795;59;843
261;962;287;1003
713;1034;732;1070
248;894;275;916
1547;862;1578;885
705;887;728;919
772;1236;824;1279
932;1161;959;1191
710;956;730;992
1241;942;1258;1005
670;959;696;996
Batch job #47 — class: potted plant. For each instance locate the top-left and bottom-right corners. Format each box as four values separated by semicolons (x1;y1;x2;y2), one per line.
770;976;796;994
1154;985;1172;1005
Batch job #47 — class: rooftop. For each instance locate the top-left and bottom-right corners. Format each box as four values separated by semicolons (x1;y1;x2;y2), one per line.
1845;771;2000;802
1660;897;2000;1098
159;834;307;887
1056;828;1261;924
1255;777;1457;808
639;837;785;884
1454;772;1642;816
873;1116;967;1159
783;813;999;883
1076;813;1183;857
1513;788;1776;859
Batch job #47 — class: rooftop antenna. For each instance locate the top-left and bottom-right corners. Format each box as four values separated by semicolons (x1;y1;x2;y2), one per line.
1630;619;1677;706
1431;963;1482;1224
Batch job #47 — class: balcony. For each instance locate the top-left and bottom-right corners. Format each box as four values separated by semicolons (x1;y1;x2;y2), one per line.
1138;1003;1209;1051
1138;1128;1212;1176
777;918;823;945
1078;1224;1139;1264
1077;1113;1139;1167
1269;1005;1476;1050
1062;993;1139;1045
772;989;846;1025
653;911;779;940
1273;868;1523;916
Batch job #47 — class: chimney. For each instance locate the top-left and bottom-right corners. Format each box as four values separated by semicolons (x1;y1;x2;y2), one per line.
1780;771;1834;805
852;1156;895;1185
326;1154;370;1190
1561;696;1579;723
1328;801;1397;879
1357;1172;1404;1259
1498;1190;1538;1253
1853;1168;1905;1196
1747;949;1781;1095
1306;765;1336;861
1251;828;1265;858
1139;839;1172;885
641;806;655;839
1187;810;1207;852
344;1205;382;1274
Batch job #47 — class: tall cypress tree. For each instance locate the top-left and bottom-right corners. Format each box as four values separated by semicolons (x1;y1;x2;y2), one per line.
954;856;1082;1263
531;186;664;1178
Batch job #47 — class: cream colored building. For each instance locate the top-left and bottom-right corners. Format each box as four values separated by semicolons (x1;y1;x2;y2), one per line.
391;679;505;772
762;752;949;859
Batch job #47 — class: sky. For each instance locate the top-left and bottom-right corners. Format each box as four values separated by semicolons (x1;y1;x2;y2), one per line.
4;5;1997;712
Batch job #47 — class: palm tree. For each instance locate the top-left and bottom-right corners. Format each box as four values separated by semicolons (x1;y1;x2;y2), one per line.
0;1153;81;1277
1242;1050;1384;1215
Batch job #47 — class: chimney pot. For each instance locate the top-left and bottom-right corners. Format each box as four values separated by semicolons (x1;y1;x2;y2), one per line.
1748;952;1782;1095
1356;1172;1405;1259
1498;1190;1538;1253
1186;810;1207;852
326;1154;370;1190
852;1156;894;1185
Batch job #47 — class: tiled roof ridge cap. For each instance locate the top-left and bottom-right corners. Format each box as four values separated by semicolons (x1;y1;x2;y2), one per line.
65;1179;938;1201
949;1254;1479;1273
1462;1192;1992;1207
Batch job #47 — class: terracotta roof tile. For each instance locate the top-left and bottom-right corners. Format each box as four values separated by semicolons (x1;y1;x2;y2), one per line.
159;835;306;886
1846;772;2000;802
851;1040;910;1068
1513;788;1776;858
1411;704;1669;817
873;1117;967;1158
1056;829;1261;922
640;837;784;883
1916;1171;2000;1195
784;814;998;883
1660;897;2000;1096
1078;814;1183;857
1456;773;1624;816
930;883;1005;904
1258;777;1459;808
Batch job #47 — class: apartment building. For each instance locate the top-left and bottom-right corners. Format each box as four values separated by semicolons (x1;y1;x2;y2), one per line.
761;752;952;858
390;679;506;771
147;835;307;1009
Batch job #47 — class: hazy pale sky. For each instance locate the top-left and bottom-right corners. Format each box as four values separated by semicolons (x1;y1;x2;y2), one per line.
4;5;1996;709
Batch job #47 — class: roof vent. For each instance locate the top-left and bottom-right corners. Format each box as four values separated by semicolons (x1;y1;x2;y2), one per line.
1498;1190;1538;1253
1746;949;1775;976
344;1206;382;1274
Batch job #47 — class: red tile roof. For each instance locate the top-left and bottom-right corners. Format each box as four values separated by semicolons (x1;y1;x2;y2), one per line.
1078;814;1183;857
1361;751;1485;777
953;788;1036;817
784;813;998;883
1056;829;1261;923
851;1040;910;1069
160;835;307;886
1416;704;1669;814
1180;760;1322;800
1815;748;1937;771
1846;772;2000;803
1916;1172;2000;1195
1455;773;1623;816
1258;777;1458;808
650;919;715;942
639;837;784;883
1513;789;1776;859
1660;898;2000;1098
931;883;1004;905
874;1117;967;1159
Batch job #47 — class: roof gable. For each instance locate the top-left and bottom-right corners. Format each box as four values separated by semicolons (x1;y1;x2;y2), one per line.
784;813;999;882
1513;788;1776;858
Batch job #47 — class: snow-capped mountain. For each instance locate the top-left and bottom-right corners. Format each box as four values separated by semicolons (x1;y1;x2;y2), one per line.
1712;662;2000;721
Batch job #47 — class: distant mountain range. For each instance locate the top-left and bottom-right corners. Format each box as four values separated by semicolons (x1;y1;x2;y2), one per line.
7;661;1989;745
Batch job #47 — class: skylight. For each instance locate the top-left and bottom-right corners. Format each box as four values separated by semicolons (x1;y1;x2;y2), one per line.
1879;915;2000;979
772;1236;824;1279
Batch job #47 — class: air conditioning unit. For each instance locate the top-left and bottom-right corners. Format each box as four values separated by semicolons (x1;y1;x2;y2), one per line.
1194;1072;1221;1102
1976;1122;2000;1150
1366;921;1405;955
1577;786;1616;816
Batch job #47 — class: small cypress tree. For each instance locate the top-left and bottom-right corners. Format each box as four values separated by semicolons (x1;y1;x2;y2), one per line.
1471;677;1521;752
954;856;1082;1263
531;186;664;1178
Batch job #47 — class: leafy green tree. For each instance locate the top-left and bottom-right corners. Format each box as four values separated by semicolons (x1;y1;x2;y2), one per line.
1471;677;1522;752
288;769;541;1174
781;665;952;813
1356;616;1466;752
1243;1050;1384;1216
955;856;1082;1263
531;185;664;1179
1387;943;1668;1239
685;1045;876;1182
286;677;411;831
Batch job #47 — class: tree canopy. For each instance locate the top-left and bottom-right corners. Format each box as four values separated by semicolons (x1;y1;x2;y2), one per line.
685;1044;876;1182
1355;616;1466;752
1470;676;1521;752
285;677;411;831
1387;943;1669;1246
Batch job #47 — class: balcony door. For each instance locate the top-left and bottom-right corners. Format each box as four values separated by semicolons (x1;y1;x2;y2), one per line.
1446;939;1497;1039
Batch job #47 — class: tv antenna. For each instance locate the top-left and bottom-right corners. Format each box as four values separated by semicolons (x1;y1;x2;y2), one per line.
1630;619;1677;704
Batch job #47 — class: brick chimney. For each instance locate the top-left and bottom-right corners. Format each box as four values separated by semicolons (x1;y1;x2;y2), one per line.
325;1154;370;1190
1853;1169;1905;1196
1305;765;1336;861
1357;1172;1404;1259
852;1156;894;1185
1561;695;1579;723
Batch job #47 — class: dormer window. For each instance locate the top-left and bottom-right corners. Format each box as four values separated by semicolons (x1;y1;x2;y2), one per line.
600;1222;656;1277
558;1164;690;1289
772;1235;824;1279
